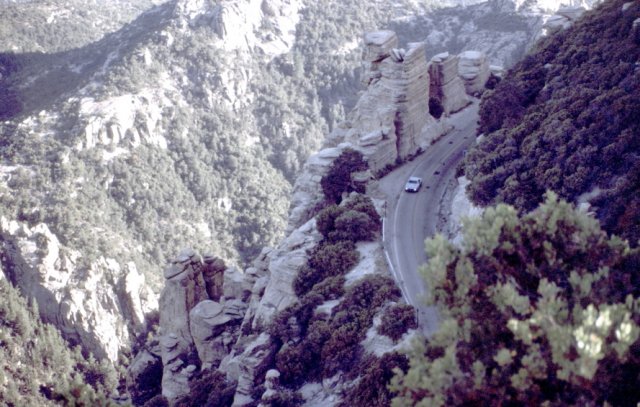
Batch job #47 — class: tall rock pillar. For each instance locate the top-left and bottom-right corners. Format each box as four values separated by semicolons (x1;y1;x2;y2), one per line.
429;52;470;115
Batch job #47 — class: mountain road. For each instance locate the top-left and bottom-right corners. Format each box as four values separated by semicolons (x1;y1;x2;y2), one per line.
379;101;479;335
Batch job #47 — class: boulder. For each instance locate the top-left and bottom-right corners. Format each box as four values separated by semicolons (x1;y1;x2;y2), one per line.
189;299;245;369
287;144;353;232
458;50;491;95
543;14;571;30
363;30;398;62
557;6;586;21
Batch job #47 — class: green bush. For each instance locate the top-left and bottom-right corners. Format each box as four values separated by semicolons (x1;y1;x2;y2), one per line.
340;353;409;407
261;389;304;407
315;204;344;239
378;304;417;341
321;275;401;377
428;97;443;119
315;195;380;242
143;395;169;407
310;275;345;301
321;149;368;204
331;210;377;242
293;241;358;297
174;369;236;407
392;194;640;406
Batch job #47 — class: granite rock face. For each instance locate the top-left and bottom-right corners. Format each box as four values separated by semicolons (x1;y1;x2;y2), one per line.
335;31;445;174
429;52;471;115
0;217;157;361
251;218;322;330
156;250;246;402
287;146;347;233
458;50;491;95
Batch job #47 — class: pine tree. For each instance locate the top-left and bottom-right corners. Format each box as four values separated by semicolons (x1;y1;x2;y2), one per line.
392;193;640;406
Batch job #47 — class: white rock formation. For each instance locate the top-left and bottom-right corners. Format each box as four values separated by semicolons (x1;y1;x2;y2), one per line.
350;32;442;171
0;217;157;361
543;6;586;32
429;52;471;115
157;249;248;402
221;333;276;406
287;146;348;232
76;91;169;152
251;218;321;330
174;0;301;57
458;50;491;95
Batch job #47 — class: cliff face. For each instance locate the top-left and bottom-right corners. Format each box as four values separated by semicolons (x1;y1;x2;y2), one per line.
0;218;157;361
137;26;495;404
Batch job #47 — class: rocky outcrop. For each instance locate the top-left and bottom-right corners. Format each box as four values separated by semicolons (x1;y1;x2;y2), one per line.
429;52;470;115
222;333;277;406
458;50;491;95
0;217;157;361
157;250;247;402
127;344;163;405
349;31;441;170
287;146;346;233
543;6;586;31
287;30;451;230
174;0;301;56
442;177;483;247
76;91;168;153
251;218;321;330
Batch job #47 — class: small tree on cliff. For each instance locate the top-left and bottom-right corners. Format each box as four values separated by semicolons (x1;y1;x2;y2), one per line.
321;149;367;204
392;192;640;406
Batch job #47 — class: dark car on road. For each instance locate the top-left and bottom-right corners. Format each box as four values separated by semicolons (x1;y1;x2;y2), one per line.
404;176;422;192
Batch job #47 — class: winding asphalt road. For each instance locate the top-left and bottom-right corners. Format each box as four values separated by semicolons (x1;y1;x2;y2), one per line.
380;101;479;336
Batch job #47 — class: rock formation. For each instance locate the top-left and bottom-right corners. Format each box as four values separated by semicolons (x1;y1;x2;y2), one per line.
543;6;586;31
0;217;157;361
250;218;321;330
429;52;471;115
157;249;248;402
348;31;442;171
458;50;491;95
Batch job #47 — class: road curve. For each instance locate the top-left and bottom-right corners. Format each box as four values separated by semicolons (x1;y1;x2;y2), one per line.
380;101;479;335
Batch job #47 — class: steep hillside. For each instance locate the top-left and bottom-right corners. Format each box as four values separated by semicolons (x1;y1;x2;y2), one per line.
463;0;640;243
0;0;561;363
0;0;165;53
0;276;116;405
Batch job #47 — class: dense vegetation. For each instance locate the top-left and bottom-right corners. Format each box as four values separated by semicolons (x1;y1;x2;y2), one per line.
321;149;368;204
293;193;380;296
464;0;640;244
378;304;417;342
268;191;408;404
0;0;445;290
0;278;116;405
0;0;163;53
392;193;640;405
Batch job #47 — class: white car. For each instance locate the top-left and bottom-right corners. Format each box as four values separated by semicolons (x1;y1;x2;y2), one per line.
404;176;422;193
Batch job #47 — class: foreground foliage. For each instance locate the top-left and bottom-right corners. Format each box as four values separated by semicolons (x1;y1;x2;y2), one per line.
0;278;115;406
392;193;640;406
465;0;640;244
